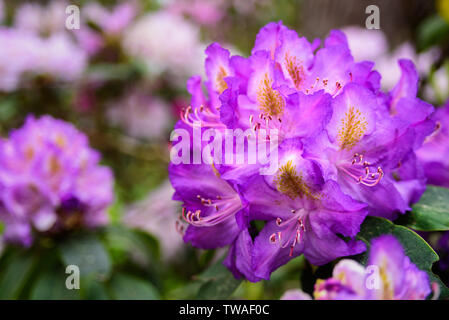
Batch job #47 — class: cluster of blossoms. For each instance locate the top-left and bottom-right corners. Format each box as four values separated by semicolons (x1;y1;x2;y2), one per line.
0;29;87;92
123;10;205;80
282;235;432;300
0;116;114;246
169;22;436;285
0;1;87;92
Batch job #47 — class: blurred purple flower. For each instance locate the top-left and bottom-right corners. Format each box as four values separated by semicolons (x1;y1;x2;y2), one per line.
107;90;172;140
314;235;431;300
123;11;205;81
83;2;137;35
0;115;114;246
168;0;224;26
74;2;138;57
0;28;87;91
14;1;68;35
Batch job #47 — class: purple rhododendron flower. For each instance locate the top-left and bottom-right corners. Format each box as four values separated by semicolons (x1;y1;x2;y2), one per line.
0;115;114;246
169;21;435;282
313;235;431;300
416;102;449;188
169;157;258;281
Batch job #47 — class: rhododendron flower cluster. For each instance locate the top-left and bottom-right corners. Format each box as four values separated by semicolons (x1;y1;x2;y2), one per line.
282;235;431;300
123;11;205;79
0;116;114;246
169;22;436;282
0;29;87;92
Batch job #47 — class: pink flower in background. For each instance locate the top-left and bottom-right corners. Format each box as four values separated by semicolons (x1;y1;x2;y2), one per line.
123;181;185;262
74;28;105;56
83;2;137;35
75;2;137;56
123;11;205;80
341;26;388;61
15;1;68;35
342;26;439;90
107;90;172;140
376;43;439;90
0;29;37;91
34;33;87;82
0;28;87;91
167;0;224;26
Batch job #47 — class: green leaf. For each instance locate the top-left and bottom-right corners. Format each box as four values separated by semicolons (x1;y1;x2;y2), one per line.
417;15;449;51
81;280;110;300
86;62;143;82
195;258;242;300
108;274;159;300
400;186;449;231
103;225;160;265
357;216;449;299
30;269;80;300
0;249;36;299
59;233;111;280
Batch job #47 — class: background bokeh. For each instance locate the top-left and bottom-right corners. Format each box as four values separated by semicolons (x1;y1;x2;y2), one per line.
0;0;449;299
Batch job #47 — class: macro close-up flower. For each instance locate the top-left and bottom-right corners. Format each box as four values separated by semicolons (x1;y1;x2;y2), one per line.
170;21;438;282
1;0;449;306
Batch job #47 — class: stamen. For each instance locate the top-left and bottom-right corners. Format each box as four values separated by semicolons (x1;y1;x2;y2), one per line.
248;110;281;142
332;82;342;96
310;77;320;90
181;194;241;227
285;53;305;90
257;74;285;117
340;154;384;187
215;66;228;94
180;105;225;129
337;106;368;150
274;160;319;200
269;215;306;257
